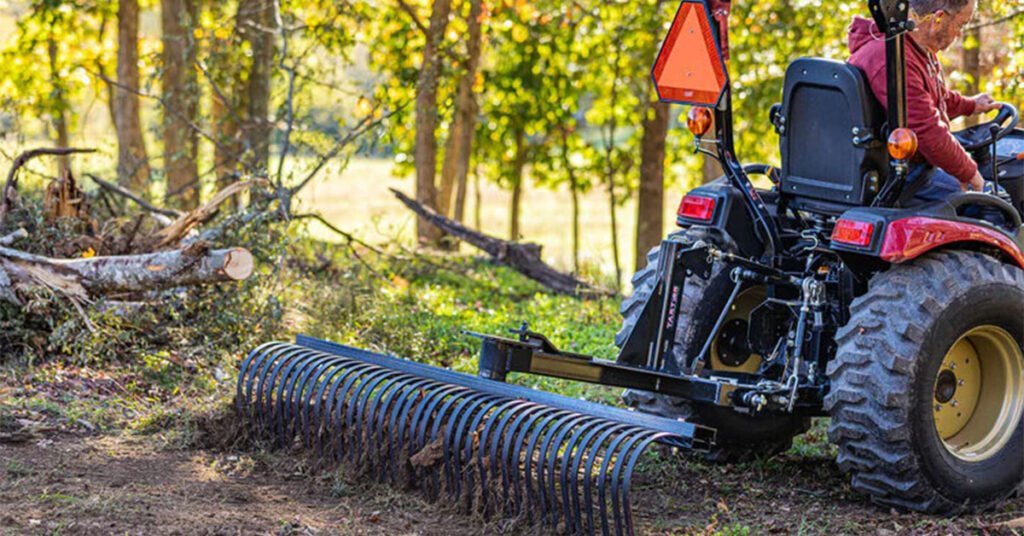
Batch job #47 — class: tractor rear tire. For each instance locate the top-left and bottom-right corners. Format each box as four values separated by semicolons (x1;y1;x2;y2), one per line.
827;250;1024;513
617;229;809;463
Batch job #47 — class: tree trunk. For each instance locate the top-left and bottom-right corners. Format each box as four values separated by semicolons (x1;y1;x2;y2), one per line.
559;128;581;274
162;0;200;209
963;26;982;128
509;129;527;241
473;168;482;231
605;173;621;291
453;153;471;225
236;0;276;174
212;90;240;190
46;38;70;179
438;0;484;219
701;118;724;183
114;0;152;194
635;101;669;272
414;0;453;246
209;0;241;194
0;245;253;303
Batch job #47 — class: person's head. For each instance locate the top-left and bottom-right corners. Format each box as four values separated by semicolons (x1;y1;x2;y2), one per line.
910;0;976;53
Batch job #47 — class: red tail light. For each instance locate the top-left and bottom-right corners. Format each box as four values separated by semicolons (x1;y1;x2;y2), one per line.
831;219;875;247
678;195;717;222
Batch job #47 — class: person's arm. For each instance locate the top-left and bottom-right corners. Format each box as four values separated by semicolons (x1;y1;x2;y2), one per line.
905;65;978;184
945;88;976;119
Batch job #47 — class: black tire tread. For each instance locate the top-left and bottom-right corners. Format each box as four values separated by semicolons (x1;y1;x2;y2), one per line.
826;250;1024;513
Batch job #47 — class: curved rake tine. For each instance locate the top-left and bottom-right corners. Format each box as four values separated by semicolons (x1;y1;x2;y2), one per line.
596;427;645;536
613;431;671;536
541;413;591;528
379;376;434;482
453;396;503;508
347;369;402;466
275;349;321;443
237;342;285;417
479;400;536;517
316;362;374;459
290;353;338;446
299;357;346;448
506;406;560;518
562;419;608;534
443;392;500;501
534;412;584;526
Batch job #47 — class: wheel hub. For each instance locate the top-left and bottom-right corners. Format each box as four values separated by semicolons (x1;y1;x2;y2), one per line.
715;318;752;367
933;325;1024;462
709;287;766;373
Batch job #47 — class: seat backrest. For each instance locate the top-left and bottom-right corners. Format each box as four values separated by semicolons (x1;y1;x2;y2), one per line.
778;58;889;213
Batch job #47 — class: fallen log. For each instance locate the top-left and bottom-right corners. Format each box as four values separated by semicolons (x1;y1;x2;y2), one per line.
390;188;612;297
0;243;254;304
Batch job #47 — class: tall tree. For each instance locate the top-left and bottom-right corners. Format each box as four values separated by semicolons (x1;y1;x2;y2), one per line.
414;0;453;245
635;100;669;271
46;36;70;178
442;0;485;226
508;127;527;240
162;0;200;209
236;0;277;174
113;0;152;193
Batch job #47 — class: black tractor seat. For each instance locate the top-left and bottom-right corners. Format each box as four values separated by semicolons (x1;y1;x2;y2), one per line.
774;58;890;215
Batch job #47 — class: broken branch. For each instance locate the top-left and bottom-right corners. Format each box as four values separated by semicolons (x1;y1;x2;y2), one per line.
390;188;612;298
147;179;266;249
87;174;182;224
2;147;97;222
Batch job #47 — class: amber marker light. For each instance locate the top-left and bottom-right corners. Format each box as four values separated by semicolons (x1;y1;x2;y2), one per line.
687;107;713;137
888;128;918;161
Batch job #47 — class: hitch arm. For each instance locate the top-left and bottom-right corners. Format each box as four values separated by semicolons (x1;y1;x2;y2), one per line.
471;332;736;407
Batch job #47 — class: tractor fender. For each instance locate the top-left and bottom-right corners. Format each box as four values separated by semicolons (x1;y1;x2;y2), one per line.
877;216;1024;268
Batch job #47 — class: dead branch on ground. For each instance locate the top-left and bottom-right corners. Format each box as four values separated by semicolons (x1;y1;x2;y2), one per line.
87;173;182;225
390;188;613;298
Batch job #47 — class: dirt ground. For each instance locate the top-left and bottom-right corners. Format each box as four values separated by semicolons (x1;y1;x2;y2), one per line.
0;431;487;536
2;426;1023;535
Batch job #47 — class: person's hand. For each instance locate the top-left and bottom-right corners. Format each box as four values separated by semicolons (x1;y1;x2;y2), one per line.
964;171;985;192
972;93;1002;115
984;180;1013;203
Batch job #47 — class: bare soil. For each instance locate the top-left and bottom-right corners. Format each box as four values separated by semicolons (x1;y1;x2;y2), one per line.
2;425;1023;535
0;432;486;536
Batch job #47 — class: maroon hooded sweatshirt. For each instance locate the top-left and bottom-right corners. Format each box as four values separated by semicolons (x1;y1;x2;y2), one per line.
847;16;978;183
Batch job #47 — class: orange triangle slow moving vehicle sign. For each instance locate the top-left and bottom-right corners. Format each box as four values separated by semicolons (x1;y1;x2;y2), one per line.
652;0;728;107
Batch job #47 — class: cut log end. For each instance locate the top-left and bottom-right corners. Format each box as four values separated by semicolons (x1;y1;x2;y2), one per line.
222;248;254;281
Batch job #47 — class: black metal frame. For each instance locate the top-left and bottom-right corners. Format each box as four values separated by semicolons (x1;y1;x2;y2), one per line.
470;239;828;415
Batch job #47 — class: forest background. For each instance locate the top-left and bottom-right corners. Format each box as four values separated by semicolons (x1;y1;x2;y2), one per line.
2;0;1020;287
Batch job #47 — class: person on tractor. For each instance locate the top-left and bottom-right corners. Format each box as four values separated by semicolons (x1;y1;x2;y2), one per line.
847;0;1002;204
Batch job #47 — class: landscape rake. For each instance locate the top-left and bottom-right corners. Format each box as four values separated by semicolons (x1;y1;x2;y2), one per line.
236;335;714;535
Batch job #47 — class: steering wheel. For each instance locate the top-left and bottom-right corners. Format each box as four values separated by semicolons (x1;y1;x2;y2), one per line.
953;103;1019;152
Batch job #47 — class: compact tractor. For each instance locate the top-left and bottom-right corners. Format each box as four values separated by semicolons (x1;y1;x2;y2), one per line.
239;0;1024;532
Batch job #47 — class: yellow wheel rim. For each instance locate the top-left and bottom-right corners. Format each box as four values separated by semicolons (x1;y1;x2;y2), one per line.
709;287;765;373
932;325;1024;462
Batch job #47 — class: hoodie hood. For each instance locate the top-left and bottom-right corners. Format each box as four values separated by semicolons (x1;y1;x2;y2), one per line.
847;16;880;55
